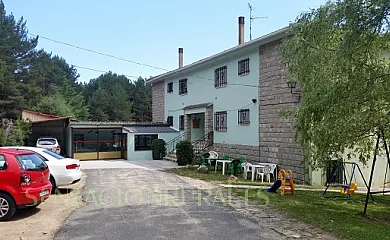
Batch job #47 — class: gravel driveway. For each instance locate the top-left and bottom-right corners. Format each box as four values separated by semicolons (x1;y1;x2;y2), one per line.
55;166;337;240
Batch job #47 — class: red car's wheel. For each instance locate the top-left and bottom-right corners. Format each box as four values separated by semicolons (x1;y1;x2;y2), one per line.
0;192;16;221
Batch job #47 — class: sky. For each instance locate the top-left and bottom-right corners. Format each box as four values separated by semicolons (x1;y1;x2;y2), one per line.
4;0;327;83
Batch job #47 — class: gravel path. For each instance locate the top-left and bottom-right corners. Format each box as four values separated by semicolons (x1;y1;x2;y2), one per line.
55;168;338;240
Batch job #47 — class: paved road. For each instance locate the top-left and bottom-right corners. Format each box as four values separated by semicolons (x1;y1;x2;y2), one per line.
55;165;337;240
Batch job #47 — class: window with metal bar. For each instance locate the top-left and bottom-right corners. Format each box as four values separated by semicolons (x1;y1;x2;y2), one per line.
167;82;173;93
214;66;227;88
167;116;173;126
179;79;187;95
238;109;250;125
215;111;227;132
179;115;184;130
238;58;250;76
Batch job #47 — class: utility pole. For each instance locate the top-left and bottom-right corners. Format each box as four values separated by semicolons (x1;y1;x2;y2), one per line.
248;3;268;41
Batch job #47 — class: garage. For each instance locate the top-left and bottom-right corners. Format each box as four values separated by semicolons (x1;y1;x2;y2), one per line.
27;117;71;156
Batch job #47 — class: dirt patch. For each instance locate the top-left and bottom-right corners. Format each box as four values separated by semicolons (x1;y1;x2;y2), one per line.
0;172;86;240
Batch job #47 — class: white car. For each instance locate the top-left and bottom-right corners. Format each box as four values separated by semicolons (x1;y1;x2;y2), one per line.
1;146;82;191
36;137;61;154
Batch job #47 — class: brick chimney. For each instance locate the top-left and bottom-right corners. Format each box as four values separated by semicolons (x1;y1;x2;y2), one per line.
238;16;245;45
178;48;183;68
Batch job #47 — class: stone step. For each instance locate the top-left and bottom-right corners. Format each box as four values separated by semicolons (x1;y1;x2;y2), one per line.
163;156;177;162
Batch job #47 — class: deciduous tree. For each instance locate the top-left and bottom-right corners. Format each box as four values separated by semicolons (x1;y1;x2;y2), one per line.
282;0;390;168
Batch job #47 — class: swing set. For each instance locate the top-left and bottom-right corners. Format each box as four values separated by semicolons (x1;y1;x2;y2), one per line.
322;162;375;204
322;129;390;214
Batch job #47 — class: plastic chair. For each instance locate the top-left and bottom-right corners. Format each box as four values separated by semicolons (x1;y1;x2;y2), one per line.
268;164;277;182
228;158;243;176
242;162;253;180
209;151;218;159
257;166;272;183
256;167;265;182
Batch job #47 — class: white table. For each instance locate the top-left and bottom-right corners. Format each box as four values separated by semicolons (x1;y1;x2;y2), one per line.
215;159;232;175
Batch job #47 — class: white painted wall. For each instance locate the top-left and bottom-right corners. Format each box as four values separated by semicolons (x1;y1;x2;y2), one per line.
126;132;178;160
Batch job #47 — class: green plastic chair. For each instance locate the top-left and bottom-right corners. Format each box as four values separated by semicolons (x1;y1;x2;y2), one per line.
229;157;243;176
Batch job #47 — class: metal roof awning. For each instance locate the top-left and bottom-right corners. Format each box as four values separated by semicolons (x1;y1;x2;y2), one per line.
183;103;213;110
123;126;178;134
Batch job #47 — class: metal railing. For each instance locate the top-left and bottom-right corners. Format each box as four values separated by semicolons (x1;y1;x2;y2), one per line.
192;131;214;155
165;133;185;154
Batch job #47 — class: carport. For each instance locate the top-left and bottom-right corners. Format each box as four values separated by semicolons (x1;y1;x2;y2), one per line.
27;117;71;156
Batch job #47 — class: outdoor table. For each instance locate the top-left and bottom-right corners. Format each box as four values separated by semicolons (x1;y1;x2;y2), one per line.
215;159;232;175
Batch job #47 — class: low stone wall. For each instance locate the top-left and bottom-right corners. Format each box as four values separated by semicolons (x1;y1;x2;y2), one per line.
212;143;260;162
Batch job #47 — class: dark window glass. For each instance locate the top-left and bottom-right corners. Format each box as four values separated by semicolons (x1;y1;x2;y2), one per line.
238;58;250;75
214;66;227;88
134;134;158;151
215;111;227;132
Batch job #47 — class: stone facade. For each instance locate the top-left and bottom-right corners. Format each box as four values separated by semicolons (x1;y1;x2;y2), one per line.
258;40;306;183
204;106;213;135
184;114;191;140
151;81;165;123
212;143;260;162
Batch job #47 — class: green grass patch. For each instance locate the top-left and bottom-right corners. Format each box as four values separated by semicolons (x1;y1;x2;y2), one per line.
165;166;314;188
166;167;390;240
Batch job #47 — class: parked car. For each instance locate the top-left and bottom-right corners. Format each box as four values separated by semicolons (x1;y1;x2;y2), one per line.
36;137;61;154
1;147;82;192
0;148;52;221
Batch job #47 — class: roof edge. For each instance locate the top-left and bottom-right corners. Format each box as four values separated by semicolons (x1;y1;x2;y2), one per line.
147;26;290;84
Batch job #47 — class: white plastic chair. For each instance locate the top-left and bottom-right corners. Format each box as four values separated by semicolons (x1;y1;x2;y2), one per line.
256;167;265;182
268;164;277;182
209;151;218;159
257;166;272;183
242;163;253;180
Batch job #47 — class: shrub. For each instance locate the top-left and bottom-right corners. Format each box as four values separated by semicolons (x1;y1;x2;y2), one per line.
151;139;166;160
176;140;194;166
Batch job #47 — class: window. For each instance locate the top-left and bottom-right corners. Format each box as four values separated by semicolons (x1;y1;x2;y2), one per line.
215;111;227;132
16;153;49;171
167;116;173;126
214;66;227;88
179;115;184;130
179;79;187;95
167;82;173;93
238;109;250;125
238;58;250;75
37;138;57;145
43;149;65;160
134;134;158;151
0;155;6;170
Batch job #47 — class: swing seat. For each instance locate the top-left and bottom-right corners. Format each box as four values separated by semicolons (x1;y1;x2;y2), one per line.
340;183;357;195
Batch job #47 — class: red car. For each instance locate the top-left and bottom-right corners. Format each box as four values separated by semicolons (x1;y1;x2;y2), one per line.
0;148;52;221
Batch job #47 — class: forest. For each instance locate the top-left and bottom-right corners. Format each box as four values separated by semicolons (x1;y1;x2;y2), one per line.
0;1;152;144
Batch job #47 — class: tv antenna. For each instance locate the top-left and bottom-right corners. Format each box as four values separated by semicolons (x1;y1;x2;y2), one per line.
248;3;268;40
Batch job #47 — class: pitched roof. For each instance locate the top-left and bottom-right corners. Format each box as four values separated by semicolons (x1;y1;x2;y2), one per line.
147;26;289;84
21;109;63;119
123;126;178;133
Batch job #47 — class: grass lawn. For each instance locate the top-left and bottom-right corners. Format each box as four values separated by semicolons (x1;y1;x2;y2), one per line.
166;167;390;240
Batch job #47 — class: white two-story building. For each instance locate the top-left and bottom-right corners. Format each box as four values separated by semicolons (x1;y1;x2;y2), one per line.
147;16;390;187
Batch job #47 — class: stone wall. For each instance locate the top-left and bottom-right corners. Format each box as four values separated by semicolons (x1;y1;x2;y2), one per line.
212;143;259;162
151;81;165;123
205;106;213;135
184;114;191;140
258;40;306;183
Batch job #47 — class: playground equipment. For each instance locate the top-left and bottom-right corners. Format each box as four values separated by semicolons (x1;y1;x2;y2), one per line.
322;162;375;204
267;169;295;196
363;130;390;214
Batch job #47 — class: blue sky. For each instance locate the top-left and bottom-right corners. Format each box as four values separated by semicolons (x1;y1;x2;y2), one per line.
5;0;327;83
